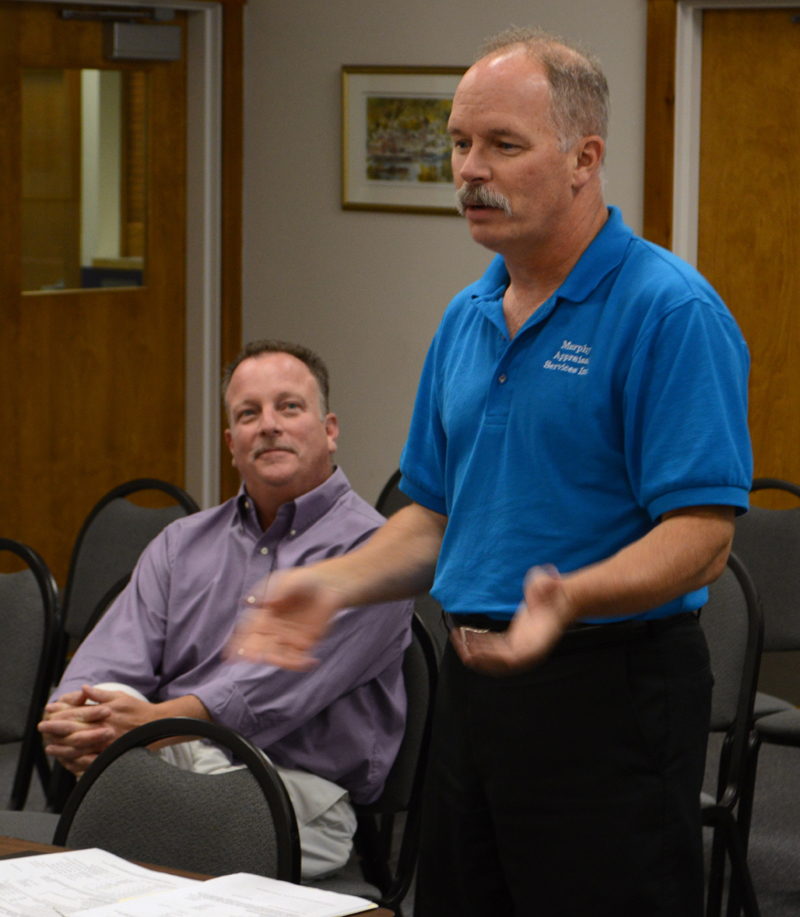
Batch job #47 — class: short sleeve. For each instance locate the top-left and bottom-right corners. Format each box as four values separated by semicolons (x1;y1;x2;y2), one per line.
399;333;449;515
623;296;753;520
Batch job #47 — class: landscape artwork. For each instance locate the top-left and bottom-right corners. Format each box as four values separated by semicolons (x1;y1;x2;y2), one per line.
365;96;454;184
342;67;465;214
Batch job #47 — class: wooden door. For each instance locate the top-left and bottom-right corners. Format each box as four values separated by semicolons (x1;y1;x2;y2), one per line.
0;2;186;583
696;7;800;702
696;8;800;507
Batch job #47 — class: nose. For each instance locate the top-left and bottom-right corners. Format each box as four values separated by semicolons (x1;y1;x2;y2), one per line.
257;406;283;434
455;143;491;185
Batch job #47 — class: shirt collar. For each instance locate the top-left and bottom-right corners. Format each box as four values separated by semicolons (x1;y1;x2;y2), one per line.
555;206;632;304
469;206;632;329
234;466;351;537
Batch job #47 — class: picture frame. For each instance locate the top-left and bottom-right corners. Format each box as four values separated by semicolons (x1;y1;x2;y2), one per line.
341;66;466;215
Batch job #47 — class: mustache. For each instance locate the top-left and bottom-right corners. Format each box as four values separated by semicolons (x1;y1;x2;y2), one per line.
455;184;512;216
252;439;298;459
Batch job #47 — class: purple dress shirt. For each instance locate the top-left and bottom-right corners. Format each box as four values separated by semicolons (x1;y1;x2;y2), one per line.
54;467;414;804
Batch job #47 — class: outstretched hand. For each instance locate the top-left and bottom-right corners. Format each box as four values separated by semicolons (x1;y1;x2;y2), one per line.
451;566;574;675
225;567;347;671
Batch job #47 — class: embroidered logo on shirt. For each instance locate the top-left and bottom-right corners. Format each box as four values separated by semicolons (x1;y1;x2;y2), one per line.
543;340;591;376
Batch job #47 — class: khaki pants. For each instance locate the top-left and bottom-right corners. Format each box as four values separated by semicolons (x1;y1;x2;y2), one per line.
94;684;357;879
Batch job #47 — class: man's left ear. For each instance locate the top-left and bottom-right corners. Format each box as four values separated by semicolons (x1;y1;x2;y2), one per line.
572;136;604;189
325;413;339;454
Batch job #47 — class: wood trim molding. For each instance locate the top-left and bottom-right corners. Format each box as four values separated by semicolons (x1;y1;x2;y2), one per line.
643;0;678;249
219;0;243;501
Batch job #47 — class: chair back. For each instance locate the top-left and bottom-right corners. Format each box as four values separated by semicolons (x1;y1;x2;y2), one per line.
56;479;199;674
732;478;800;652
355;613;438;911
54;718;300;881
0;539;59;809
365;614;437;813
700;552;763;803
375;469;411;519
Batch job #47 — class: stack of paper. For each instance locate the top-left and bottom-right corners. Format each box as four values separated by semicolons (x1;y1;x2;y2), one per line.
0;849;377;917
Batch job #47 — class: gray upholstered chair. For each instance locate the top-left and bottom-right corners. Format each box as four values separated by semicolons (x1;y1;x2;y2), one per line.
53;717;300;881
0;539;58;810
728;477;800;910
732;478;800;721
53;478;200;683
46;479;199;812
313;612;438;914
700;552;763;917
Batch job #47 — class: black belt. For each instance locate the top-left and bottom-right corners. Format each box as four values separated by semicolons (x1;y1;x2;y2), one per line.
446;611;697;652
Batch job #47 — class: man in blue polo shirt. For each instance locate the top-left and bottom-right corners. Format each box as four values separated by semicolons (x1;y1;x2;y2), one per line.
230;27;752;917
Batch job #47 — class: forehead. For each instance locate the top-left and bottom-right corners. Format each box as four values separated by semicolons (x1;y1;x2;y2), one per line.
227;352;319;401
449;51;552;132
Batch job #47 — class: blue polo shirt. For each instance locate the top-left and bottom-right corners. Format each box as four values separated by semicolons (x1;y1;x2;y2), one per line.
399;207;752;621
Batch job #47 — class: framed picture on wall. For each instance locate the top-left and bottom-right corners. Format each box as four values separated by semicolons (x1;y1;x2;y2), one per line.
341;66;466;215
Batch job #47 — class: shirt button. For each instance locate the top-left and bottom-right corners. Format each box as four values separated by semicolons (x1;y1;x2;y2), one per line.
244;500;250;510
498;374;507;384
260;547;268;555
290;530;297;537
246;595;256;604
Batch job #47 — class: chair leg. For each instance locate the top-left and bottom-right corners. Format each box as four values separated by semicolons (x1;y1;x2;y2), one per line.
9;731;39;810
706;825;727;917
736;732;761;854
45;762;76;814
726;733;762;917
715;812;761;917
353;814;393;894
34;741;52;792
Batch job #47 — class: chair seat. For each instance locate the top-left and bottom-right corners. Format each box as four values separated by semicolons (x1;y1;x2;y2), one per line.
308;861;381;901
753;691;794;719
754;705;800;745
0;810;58;844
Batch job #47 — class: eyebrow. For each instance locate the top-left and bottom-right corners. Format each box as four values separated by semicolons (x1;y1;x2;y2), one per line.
275;389;306;403
447;125;524;141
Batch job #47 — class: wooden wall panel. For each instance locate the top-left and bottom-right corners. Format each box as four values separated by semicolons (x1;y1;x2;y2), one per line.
643;0;677;249
220;2;243;501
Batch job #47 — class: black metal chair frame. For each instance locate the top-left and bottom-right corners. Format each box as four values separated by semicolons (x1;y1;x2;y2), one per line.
54;717;301;883
723;477;800;916
375;469;405;518
750;477;800;501
702;552;763;917
0;538;59;810
353;612;439;913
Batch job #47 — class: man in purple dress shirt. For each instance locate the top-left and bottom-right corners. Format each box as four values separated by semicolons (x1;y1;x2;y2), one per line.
39;340;414;878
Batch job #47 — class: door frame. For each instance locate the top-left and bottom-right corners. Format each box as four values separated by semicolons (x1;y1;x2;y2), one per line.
8;0;240;509
645;0;799;264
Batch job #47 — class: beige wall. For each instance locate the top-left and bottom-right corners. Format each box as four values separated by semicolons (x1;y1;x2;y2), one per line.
242;0;648;504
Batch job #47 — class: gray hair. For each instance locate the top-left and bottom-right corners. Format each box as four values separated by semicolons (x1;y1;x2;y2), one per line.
479;26;609;154
222;339;330;419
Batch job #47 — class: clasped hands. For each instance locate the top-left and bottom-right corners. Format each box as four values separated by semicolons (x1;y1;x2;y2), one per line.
227;564;574;677
38;686;159;776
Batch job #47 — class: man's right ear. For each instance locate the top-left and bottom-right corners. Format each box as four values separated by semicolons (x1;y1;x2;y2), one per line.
224;428;236;467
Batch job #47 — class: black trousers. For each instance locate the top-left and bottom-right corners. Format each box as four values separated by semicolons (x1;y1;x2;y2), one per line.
415;614;712;917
